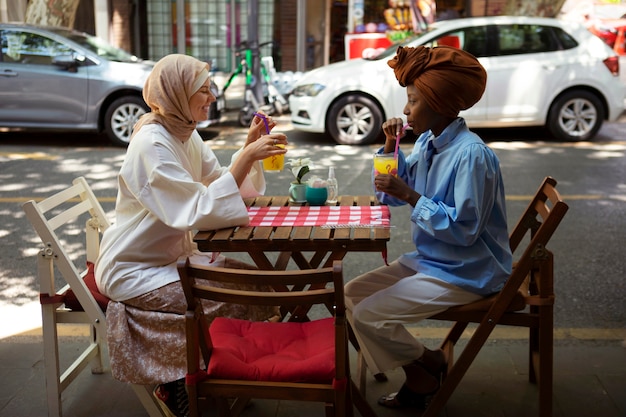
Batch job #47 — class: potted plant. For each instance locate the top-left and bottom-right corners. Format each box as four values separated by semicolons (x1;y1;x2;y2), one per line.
287;158;311;203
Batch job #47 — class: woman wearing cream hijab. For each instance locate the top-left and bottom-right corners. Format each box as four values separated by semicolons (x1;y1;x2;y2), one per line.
95;54;287;417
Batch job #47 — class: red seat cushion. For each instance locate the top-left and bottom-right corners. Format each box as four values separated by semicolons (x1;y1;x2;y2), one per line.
64;262;110;312
207;317;335;383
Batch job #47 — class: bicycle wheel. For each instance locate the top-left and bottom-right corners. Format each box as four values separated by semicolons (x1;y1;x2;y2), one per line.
239;107;255;127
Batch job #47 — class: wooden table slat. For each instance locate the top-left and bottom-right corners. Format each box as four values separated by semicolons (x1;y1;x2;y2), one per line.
251;226;274;240
312;227;332;240
292;226;313;240
353;228;372;240
231;226;254;240
272;226;293;240
272;196;290;206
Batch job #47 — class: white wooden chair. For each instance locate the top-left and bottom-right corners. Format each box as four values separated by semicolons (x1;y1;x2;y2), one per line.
22;177;163;417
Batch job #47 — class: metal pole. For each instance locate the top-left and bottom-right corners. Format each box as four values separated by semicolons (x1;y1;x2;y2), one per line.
296;0;306;71
230;0;236;71
248;0;263;106
177;0;185;54
93;0;109;42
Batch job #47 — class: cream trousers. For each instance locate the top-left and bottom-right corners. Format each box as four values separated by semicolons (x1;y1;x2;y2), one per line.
345;260;482;374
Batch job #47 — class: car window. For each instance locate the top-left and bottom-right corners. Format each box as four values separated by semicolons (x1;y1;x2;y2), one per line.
495;24;559;56
552;27;578;50
59;30;140;63
430;26;489;58
1;29;74;65
36;26;141;63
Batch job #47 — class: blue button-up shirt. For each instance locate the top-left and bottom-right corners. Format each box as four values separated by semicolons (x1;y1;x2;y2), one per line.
375;118;512;296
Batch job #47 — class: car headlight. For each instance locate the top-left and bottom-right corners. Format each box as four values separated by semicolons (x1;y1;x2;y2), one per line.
291;83;326;97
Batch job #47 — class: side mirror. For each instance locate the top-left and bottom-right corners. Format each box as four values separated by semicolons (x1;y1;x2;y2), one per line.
52;54;80;72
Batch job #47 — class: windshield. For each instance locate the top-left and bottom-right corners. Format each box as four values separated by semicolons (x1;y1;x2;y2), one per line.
48;27;141;63
365;28;436;60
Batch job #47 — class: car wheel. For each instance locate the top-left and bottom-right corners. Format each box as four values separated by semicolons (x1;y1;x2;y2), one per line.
547;90;604;141
104;96;149;146
327;95;383;145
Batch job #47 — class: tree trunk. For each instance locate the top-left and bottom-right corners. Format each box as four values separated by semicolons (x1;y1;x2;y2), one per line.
25;0;81;28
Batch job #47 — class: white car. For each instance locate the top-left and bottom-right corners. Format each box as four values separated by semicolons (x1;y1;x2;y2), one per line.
289;16;625;145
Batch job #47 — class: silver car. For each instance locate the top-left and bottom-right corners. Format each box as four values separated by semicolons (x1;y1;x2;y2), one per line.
0;24;221;146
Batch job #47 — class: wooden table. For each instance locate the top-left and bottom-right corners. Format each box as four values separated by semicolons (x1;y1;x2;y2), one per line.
194;194;385;417
193;195;390;271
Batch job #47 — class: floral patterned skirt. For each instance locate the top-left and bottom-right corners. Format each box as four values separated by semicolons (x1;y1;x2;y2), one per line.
106;258;279;385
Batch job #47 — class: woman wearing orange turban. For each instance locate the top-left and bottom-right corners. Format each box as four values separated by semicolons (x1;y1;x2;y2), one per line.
345;46;512;409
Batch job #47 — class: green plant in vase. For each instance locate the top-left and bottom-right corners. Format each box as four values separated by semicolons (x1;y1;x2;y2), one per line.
287;158;311;203
287;157;311;184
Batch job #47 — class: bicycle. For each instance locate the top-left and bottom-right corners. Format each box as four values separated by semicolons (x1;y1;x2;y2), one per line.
220;41;288;126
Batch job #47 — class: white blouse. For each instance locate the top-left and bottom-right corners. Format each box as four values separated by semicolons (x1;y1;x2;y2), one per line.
95;124;265;301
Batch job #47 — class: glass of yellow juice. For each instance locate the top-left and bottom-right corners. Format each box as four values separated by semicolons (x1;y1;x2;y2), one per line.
373;153;398;177
263;144;285;172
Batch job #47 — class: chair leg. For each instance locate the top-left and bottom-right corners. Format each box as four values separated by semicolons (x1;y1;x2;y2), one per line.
131;385;164;417
347;313;387;395
356;351;367;395
334;392;347;417
536;305;554;417
438;321;469;376
350;380;377;417
424;321;495;417
324;403;334;417
41;304;62;417
216;397;231;416
89;323;105;374
230;397;251;416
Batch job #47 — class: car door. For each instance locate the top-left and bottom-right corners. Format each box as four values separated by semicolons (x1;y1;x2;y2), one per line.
0;29;88;126
481;23;568;123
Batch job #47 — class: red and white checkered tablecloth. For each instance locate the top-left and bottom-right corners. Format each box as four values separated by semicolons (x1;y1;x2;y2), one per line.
247;205;390;228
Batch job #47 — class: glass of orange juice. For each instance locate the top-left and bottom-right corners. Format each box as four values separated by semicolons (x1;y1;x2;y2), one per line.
373;153;398;177
263;144;285;172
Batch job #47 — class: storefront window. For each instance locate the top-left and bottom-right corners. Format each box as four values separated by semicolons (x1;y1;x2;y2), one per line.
146;0;274;73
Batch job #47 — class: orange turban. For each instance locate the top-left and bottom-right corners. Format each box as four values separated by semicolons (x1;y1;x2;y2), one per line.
388;46;487;117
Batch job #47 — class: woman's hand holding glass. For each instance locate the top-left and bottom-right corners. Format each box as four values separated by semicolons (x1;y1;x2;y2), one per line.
245;132;288;162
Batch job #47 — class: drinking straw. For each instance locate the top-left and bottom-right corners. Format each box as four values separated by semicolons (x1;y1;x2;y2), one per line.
254;112;271;134
394;123;409;160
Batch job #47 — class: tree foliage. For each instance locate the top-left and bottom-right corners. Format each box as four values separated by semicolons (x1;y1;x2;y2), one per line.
25;0;80;28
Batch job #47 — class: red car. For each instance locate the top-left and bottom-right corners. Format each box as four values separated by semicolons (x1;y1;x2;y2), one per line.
561;3;626;55
586;17;626;55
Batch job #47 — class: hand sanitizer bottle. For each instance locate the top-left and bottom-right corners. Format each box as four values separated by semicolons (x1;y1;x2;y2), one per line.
326;167;338;204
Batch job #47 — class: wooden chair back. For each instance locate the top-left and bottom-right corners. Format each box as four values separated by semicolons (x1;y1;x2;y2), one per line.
178;258;376;417
22;177;163;417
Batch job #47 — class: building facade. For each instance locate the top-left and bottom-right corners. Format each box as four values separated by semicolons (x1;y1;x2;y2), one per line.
2;0;567;74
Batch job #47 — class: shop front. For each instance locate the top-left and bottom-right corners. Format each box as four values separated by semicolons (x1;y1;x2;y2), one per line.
325;0;469;63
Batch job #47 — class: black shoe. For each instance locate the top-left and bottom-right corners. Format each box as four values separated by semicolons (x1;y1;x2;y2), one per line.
378;384;436;409
153;379;189;417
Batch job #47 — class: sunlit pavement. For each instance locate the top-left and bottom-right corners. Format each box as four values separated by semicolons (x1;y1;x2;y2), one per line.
1;105;625;415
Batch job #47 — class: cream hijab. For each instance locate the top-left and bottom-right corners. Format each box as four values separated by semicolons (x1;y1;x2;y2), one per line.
132;54;210;142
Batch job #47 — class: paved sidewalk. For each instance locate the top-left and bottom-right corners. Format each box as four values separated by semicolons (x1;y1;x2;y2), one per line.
1;323;624;417
2;110;625;416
